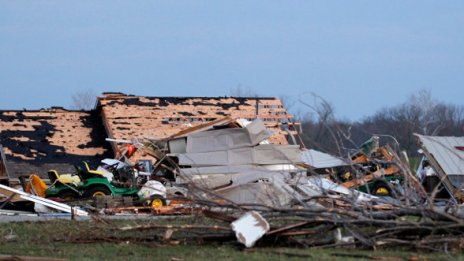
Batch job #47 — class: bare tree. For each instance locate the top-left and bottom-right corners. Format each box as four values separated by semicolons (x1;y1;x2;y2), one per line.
409;89;441;135
359;88;464;156
298;92;357;155
278;95;295;112
71;89;97;110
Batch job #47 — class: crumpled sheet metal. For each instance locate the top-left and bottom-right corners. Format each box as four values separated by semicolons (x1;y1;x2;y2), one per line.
176;144;301;166
185;119;271;153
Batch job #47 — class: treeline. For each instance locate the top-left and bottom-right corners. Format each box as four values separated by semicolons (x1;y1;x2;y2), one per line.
297;90;464;158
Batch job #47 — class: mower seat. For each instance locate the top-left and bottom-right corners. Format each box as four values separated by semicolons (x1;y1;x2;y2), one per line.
48;170;80;184
76;162;105;180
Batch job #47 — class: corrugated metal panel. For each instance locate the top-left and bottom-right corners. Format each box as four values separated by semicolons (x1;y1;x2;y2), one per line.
186;119;270;153
301;149;348;168
176;144;301;166
416;134;464;175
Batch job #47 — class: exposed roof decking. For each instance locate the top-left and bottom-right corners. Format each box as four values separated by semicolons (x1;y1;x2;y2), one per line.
98;94;295;147
0;109;112;177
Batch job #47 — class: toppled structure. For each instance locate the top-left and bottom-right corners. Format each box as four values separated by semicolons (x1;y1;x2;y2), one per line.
159;118;304;207
137;118;386;208
415;134;464;202
97;93;299;162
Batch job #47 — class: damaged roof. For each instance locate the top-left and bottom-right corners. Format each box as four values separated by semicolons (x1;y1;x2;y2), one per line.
0;108;113;178
415;134;464;175
97;93;295;152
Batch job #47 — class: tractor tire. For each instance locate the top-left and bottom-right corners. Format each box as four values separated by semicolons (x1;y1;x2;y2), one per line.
147;194;167;208
57;190;79;201
84;186;111;198
371;181;393;197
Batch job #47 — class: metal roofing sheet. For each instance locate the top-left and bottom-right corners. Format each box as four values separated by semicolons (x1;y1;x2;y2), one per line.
416;134;464;175
300;149;348;168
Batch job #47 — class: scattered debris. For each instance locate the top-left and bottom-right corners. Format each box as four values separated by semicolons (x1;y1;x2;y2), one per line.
0;184;88;216
1;98;464;256
231;211;270;248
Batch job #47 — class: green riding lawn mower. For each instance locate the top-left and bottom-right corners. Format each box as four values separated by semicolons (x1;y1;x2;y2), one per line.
31;160;168;207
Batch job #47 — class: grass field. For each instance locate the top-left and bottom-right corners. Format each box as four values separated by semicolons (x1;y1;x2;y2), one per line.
0;218;460;261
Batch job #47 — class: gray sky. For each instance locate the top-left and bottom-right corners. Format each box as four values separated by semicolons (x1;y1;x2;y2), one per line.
1;1;463;120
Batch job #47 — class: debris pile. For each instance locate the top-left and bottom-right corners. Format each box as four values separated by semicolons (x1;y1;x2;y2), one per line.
1;114;464;254
168;118;304;207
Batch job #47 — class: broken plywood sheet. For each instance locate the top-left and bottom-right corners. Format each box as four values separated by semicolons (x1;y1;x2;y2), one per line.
176;144;301;166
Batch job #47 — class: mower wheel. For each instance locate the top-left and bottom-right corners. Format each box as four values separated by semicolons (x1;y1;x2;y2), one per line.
372;181;393;197
57;190;79;201
148;194;167;208
84;186;111;198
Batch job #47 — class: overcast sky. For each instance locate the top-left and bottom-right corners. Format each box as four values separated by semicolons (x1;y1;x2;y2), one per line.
1;1;463;120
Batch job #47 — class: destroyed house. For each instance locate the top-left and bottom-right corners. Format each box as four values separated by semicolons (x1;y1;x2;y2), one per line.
0;93;298;179
0;108;112;178
97;93;297;154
